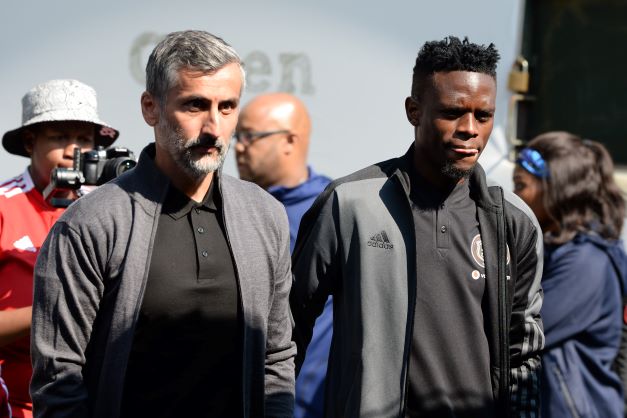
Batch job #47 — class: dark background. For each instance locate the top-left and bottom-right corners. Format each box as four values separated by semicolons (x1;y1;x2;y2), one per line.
520;0;627;165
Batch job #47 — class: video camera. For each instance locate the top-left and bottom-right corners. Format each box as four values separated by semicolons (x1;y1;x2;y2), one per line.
43;146;137;208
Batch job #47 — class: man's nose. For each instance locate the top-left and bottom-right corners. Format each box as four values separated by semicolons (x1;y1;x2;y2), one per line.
457;113;479;139
201;109;221;136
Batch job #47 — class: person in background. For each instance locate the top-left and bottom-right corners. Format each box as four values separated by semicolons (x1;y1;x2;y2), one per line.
513;131;627;417
30;31;295;418
235;93;331;418
291;36;544;417
0;79;118;418
0;370;11;418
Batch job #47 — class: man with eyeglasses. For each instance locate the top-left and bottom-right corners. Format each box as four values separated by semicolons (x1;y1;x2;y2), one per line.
235;93;331;418
235;93;331;252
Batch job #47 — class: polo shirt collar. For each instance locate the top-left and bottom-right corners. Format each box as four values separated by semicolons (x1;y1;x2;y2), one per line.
163;178;218;220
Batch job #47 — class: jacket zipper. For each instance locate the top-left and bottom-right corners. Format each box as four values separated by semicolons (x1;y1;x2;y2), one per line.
495;187;510;413
393;173;418;417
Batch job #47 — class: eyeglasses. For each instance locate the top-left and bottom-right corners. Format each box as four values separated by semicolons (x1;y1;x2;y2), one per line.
517;148;549;179
233;129;290;146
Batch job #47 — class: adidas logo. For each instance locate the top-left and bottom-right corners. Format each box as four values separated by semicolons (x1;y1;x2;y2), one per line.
367;230;394;250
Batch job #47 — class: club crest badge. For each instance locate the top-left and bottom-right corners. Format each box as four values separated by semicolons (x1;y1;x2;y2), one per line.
470;234;510;269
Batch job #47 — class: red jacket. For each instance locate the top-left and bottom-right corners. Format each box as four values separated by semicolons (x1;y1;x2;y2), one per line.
0;169;64;418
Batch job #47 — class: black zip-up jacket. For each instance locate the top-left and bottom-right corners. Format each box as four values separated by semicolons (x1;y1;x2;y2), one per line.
291;148;544;417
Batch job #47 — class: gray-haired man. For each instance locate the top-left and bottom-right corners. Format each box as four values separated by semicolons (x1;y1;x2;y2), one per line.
31;30;295;418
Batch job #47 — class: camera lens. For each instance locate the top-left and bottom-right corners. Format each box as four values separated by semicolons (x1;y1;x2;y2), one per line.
116;159;137;175
98;158;137;185
52;168;84;189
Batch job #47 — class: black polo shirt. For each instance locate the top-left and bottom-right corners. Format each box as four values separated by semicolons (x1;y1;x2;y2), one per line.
121;180;242;418
405;171;494;418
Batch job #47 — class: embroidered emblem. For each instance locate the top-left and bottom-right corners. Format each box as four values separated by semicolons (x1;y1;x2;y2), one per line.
367;230;393;250
470;233;511;269
13;235;37;253
471;234;485;268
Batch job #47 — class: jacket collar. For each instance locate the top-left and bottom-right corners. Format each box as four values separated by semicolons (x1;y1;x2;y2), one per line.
391;143;500;211
117;142;225;212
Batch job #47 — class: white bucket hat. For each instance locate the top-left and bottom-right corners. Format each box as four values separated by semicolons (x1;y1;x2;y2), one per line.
2;79;119;157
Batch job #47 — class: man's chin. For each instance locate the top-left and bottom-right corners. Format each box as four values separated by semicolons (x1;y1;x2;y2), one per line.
441;162;475;180
179;154;224;179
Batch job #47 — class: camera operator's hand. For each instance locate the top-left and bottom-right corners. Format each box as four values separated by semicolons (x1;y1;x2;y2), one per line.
0;306;32;347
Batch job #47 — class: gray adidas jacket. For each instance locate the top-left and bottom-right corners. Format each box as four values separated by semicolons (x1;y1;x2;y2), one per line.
291;148;544;417
30;144;296;418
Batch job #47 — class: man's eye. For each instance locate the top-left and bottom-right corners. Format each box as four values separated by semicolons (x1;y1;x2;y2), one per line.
442;110;462;119
476;112;493;123
186;99;205;110
220;101;237;114
236;131;252;142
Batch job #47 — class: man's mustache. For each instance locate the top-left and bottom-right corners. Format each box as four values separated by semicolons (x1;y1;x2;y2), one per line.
185;134;223;150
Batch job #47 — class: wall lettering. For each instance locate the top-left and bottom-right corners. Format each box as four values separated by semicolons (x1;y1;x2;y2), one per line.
129;33;315;95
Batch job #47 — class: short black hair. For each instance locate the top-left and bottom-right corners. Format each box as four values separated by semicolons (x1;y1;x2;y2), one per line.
411;36;500;98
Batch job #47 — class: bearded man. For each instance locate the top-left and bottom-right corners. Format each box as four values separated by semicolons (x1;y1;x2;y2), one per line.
30;30;295;418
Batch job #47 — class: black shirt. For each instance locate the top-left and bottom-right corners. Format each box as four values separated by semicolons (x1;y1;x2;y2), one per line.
121;180;242;418
406;172;494;418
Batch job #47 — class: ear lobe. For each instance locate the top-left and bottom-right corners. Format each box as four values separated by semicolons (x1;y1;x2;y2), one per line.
141;92;160;127
405;97;421;126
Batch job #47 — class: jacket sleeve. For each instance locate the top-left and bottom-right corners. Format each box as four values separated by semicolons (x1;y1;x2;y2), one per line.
290;189;339;372
613;301;627;417
30;221;104;418
265;208;297;418
509;220;545;417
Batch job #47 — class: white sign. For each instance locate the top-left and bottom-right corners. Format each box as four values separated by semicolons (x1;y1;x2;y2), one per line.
0;0;523;189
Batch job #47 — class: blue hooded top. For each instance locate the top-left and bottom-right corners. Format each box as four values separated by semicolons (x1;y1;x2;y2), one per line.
267;167;331;252
268;167;332;418
541;232;627;418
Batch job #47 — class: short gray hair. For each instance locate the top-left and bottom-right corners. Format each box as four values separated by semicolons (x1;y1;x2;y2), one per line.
146;30;245;103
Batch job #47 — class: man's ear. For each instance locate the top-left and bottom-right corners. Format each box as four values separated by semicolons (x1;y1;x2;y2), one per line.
141;92;160;127
23;130;36;157
283;133;297;155
405;96;421;127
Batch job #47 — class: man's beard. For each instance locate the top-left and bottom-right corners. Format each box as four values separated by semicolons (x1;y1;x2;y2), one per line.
158;117;230;180
441;160;475;181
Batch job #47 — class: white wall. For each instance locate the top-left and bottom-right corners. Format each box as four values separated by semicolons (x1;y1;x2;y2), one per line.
0;0;523;188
